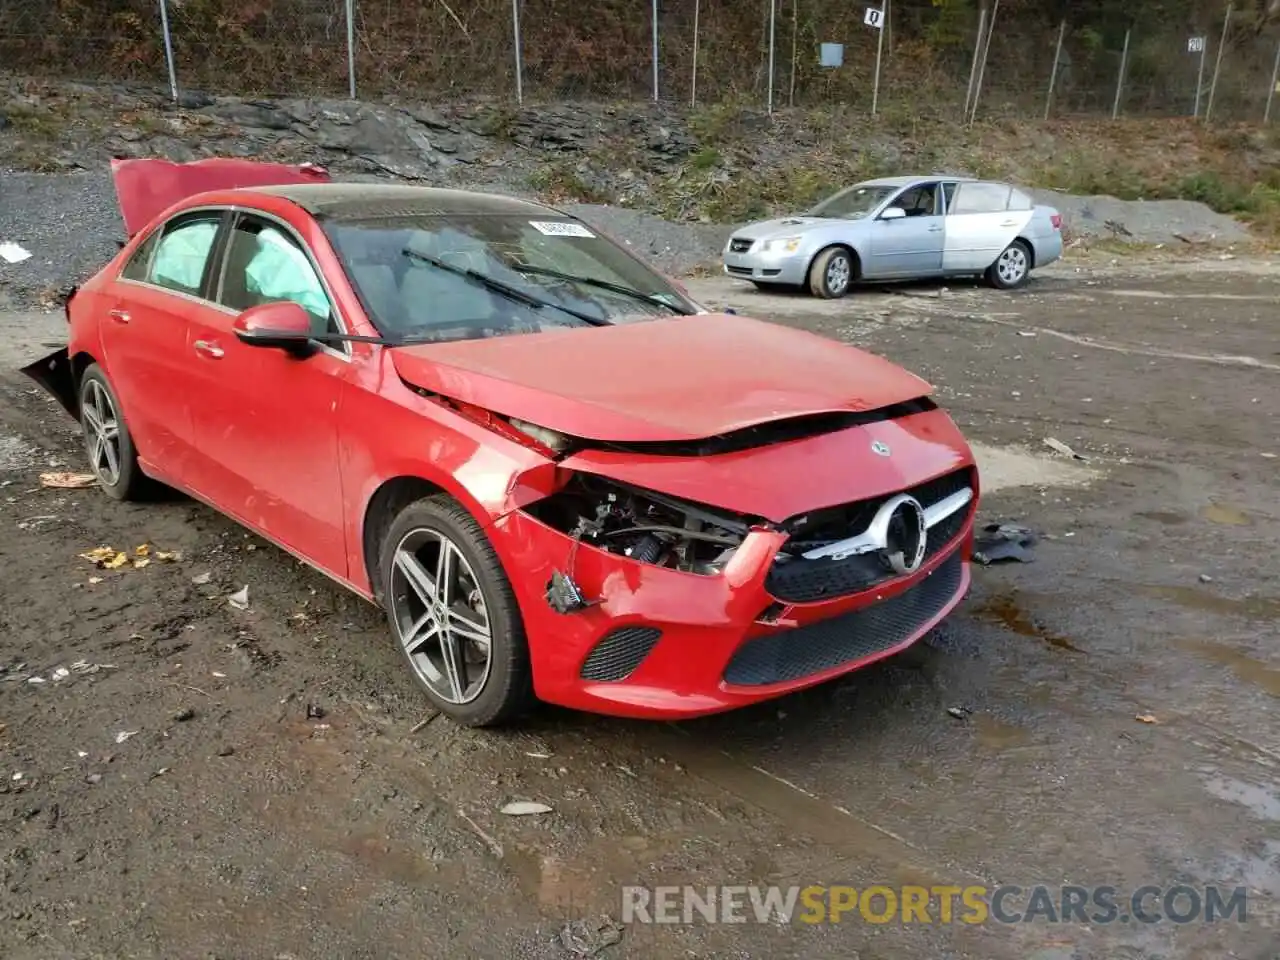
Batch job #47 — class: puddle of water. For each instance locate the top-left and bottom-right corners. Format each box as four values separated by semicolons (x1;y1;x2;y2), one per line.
1143;585;1280;622
969;443;1100;494
1201;773;1280;822
972;594;1085;653
1199;503;1252;526
1175;638;1280;696
1136;510;1188;526
973;714;1033;750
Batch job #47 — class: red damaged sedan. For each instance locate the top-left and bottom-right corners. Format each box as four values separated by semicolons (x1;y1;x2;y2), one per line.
24;159;979;726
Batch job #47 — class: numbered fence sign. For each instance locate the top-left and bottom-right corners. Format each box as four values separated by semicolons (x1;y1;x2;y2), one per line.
864;7;884;29
1187;36;1206;53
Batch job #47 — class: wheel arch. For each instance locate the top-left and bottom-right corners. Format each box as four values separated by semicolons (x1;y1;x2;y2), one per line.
1013;235;1036;268
807;242;862;281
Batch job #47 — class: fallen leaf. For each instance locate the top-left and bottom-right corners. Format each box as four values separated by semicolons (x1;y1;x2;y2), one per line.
192;572;212;585
1043;437;1088;461
115;730;138;744
228;585;250;610
134;544;150;557
1135;714;1158;724
40;472;97;489
501;800;553;816
154;550;181;562
87;576;103;585
132;558;151;569
51;667;70;681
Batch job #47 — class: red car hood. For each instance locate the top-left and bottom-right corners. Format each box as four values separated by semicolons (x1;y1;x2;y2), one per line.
390;314;931;442
110;158;330;236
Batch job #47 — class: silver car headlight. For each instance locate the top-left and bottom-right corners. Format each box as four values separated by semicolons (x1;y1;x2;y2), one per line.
760;236;802;254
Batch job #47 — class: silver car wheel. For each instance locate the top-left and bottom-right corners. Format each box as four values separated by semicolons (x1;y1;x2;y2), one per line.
389;528;493;705
997;246;1028;285
825;254;852;294
81;379;122;486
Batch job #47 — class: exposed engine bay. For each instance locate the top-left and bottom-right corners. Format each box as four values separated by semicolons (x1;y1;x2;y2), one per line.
527;474;751;575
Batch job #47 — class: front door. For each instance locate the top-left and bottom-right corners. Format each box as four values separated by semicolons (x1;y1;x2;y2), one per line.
185;212;352;577
102;209;226;483
865;182;945;278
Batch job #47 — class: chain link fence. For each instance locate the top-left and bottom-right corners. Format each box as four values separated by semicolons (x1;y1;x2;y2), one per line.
1;0;1278;122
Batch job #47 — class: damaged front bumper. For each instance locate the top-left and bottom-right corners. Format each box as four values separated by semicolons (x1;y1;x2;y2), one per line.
492;498;973;719
21;347;78;418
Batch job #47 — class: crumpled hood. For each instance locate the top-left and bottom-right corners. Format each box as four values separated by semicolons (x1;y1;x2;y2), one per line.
390;313;931;443
110;158;330;236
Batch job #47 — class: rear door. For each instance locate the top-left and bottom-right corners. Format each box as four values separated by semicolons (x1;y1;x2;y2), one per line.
185;210;351;576
864;182;946;278
941;181;1030;272
104;208;229;482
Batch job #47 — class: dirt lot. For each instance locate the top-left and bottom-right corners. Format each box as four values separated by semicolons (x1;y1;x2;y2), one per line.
1;255;1278;960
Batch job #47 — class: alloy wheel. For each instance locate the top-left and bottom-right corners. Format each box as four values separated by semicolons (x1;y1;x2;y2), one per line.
389;528;494;705
825;254;852;294
997;246;1028;285
81;379;122;486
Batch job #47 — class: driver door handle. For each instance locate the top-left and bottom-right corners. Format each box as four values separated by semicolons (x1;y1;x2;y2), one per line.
928;225;943;232
193;339;224;359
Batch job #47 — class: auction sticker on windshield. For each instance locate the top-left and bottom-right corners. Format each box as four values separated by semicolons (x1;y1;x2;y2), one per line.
530;221;596;238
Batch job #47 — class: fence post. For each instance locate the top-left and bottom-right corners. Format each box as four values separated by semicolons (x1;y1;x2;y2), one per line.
766;0;776;113
1111;27;1130;119
871;0;889;117
1205;2;1231;123
788;0;798;107
968;0;998;124
512;0;523;104
1044;19;1065;120
157;0;179;104
690;0;700;107
1266;37;1280;124
345;0;356;99
651;0;660;100
963;4;987;119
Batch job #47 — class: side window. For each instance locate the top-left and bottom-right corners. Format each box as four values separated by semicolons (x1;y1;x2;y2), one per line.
218;218;334;333
942;182;959;212
149;216;220;296
892;183;940;217
1008;188;1033;211
949;182;1014;215
120;230;160;282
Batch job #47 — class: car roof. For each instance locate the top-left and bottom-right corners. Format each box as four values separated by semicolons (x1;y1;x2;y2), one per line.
856;175;980;188
240;182;563;220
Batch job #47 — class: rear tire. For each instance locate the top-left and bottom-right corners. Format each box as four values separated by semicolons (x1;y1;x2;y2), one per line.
986;239;1032;290
807;246;855;299
78;364;148;501
378;494;534;727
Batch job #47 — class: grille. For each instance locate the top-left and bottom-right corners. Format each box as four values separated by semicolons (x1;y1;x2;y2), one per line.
579;627;662;682
725;550;964;686
729;238;754;253
765;467;974;604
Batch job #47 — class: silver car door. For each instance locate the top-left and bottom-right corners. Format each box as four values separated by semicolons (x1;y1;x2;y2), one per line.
941;182;1033;272
865;182;946;278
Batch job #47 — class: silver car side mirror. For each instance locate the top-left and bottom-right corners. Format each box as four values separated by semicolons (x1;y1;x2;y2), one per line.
880;206;907;220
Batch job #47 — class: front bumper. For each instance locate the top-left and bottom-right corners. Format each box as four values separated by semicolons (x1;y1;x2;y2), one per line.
491;502;973;720
722;246;811;286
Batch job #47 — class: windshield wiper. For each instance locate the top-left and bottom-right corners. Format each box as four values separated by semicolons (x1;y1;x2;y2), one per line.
512;263;691;315
401;248;610;327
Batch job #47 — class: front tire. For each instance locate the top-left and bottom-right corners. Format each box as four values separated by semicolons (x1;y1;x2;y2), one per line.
807;246;855;299
987;239;1032;290
78;364;147;501
378;495;533;727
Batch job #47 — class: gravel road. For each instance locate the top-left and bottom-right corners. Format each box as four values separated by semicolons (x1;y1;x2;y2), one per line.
1;253;1278;959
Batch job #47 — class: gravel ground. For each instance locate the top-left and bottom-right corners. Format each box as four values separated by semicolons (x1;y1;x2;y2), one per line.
1;258;1278;958
0;168;1258;308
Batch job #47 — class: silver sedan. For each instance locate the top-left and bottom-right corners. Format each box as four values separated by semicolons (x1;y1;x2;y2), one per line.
722;175;1064;298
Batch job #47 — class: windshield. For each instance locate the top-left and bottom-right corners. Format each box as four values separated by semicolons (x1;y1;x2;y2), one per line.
807;184;897;219
324;213;696;343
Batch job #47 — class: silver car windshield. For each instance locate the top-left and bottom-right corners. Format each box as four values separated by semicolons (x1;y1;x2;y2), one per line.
807;185;897;219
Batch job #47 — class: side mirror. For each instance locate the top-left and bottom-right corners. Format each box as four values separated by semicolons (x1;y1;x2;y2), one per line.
880;206;907;221
232;301;317;357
